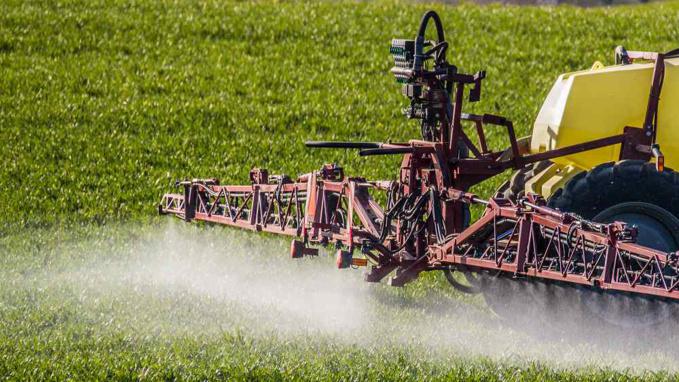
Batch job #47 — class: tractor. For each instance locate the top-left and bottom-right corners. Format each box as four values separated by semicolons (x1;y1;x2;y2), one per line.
160;10;679;330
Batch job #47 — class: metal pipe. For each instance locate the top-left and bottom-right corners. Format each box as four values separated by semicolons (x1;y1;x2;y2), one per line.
359;147;416;156
305;141;383;149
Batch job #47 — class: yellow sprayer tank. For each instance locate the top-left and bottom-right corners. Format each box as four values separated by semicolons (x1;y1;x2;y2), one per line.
530;58;679;170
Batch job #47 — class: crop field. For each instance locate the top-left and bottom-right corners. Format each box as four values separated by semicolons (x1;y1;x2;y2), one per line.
2;0;679;380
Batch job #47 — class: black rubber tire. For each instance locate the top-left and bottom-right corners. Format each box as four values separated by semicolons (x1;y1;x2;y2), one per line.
489;160;679;336
480;162;559;327
497;161;552;201
548;160;679;333
547;160;679;220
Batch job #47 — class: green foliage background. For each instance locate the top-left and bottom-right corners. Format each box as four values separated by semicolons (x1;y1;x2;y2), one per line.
2;0;679;379
2;0;679;235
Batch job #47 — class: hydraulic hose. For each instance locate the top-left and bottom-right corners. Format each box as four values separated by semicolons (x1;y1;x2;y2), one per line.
417;11;445;47
414;10;446;72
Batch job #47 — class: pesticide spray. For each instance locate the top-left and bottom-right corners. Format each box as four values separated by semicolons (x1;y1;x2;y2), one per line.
4;221;679;373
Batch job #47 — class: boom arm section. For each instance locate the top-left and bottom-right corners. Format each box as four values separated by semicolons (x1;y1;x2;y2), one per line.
160;164;679;298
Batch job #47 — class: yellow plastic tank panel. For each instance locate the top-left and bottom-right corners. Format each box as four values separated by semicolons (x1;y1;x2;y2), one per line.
530;58;679;170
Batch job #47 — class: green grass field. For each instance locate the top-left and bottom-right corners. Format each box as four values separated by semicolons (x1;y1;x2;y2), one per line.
2;0;679;380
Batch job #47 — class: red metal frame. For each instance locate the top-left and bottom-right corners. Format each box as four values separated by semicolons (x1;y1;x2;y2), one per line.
160;12;676;302
160;159;679;299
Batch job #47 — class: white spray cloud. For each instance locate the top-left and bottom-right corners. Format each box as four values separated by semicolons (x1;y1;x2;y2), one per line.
9;220;679;373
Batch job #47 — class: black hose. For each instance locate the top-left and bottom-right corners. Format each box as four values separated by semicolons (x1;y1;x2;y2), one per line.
372;190;428;255
413;11;447;72
417;10;445;46
376;196;406;243
403;193;428;220
430;188;447;244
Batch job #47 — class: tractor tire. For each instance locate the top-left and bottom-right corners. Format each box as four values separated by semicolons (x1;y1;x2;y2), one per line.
497;161;552;200
547;160;679;332
547;160;679;251
488;160;679;335
548;160;679;218
477;161;557;328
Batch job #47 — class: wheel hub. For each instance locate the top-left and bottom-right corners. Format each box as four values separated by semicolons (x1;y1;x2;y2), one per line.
593;202;679;252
